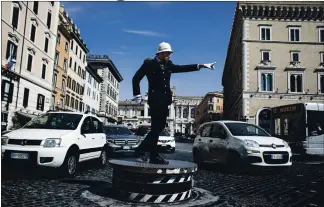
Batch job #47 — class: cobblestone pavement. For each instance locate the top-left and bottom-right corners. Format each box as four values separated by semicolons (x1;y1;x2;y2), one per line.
2;142;324;207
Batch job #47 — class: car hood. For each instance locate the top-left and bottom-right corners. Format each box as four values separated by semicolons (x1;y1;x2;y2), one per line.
106;134;137;139
4;128;73;140
234;136;285;145
159;136;174;141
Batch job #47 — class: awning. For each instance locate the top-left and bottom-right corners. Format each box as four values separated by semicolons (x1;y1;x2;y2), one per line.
15;111;37;119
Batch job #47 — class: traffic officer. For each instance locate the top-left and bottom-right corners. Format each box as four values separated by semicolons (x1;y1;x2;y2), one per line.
132;42;215;164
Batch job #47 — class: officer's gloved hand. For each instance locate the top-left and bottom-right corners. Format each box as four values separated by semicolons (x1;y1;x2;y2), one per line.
203;62;216;70
134;95;142;104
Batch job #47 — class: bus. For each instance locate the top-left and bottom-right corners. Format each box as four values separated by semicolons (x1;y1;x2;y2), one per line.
270;103;324;159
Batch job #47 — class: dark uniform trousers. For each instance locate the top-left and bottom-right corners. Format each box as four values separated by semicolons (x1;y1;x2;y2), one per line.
132;58;200;157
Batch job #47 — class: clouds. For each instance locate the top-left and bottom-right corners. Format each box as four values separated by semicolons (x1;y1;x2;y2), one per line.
62;4;84;15
122;29;166;37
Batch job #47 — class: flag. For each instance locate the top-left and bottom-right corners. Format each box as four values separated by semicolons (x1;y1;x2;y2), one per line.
5;44;15;71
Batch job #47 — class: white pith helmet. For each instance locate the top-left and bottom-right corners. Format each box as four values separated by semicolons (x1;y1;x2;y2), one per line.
156;42;173;54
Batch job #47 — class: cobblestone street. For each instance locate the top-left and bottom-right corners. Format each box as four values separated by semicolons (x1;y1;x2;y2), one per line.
2;142;324;207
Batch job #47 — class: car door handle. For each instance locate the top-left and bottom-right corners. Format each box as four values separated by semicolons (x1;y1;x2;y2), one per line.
209;140;213;142
92;138;95;139
198;139;201;141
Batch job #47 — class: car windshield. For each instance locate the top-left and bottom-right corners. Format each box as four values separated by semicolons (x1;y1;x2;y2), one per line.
224;122;271;137
104;127;132;136
23;113;82;130
159;130;170;136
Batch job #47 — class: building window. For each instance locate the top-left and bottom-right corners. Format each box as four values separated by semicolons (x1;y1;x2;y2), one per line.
1;80;14;103
67;76;71;88
65;95;70;106
260;26;271;41
83;55;85;63
70;97;74;108
62;79;66;91
290;51;300;62
6;40;17;59
41;64;46;79
11;3;20;29
71;40;74;50
289;27;300;42
72;80;76;91
289;73;303;93
191;108;195;118
55;51;59;65
30;24;36;42
57;33;60;44
36;94;45;111
79;51;82;60
76;45;78;55
318;73;324;93
74;62;76;71
26;54;33;71
53;73;57;87
63;58;67;71
208;104;213;111
319;28;324;42
33;2;38;14
23;88;29;108
260;72;274;92
261;50;270;61
65;42;68;51
320;52;324;63
50;1;54;6
47;11;52;29
44;37;49;53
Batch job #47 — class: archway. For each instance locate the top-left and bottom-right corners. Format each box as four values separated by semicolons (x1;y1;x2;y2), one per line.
256;107;271;133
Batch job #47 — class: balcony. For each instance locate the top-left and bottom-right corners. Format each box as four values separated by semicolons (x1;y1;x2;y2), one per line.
256;60;276;70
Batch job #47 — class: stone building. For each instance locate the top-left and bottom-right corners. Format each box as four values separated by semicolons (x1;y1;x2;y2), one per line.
1;1;60;130
195;92;224;130
222;1;324;132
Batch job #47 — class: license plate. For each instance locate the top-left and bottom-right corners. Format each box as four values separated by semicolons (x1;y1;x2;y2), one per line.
123;146;130;150
271;154;283;159
10;152;29;160
161;144;167;147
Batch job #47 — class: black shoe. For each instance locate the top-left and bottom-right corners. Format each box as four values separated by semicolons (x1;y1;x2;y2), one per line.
149;155;169;165
134;149;148;162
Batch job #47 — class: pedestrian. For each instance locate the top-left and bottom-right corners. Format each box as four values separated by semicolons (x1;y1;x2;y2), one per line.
132;42;215;164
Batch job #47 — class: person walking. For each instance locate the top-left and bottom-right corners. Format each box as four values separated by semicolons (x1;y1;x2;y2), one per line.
132;42;215;164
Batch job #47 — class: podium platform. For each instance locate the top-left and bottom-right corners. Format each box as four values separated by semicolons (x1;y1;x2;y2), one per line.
108;158;198;203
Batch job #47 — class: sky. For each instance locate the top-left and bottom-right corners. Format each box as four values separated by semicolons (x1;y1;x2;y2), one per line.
62;1;237;100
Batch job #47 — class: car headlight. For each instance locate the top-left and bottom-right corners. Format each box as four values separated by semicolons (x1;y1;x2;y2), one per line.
43;138;61;148
282;140;289;148
244;140;259;148
107;139;114;144
1;136;8;145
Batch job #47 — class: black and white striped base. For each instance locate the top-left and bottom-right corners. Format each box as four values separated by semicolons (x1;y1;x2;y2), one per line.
109;158;198;204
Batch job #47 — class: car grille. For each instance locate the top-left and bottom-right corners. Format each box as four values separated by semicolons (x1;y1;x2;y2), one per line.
263;151;289;164
8;139;42;146
114;140;137;146
160;140;168;143
259;144;285;148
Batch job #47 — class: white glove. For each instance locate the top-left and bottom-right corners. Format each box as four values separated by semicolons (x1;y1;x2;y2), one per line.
134;95;142;104
203;62;216;70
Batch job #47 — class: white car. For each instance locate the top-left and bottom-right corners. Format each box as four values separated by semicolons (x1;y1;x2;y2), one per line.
158;130;176;153
193;121;292;169
1;111;108;176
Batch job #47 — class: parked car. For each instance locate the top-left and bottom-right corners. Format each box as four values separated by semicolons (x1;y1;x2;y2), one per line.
1;111;108;177
104;125;140;156
158;130;176;153
193;121;292;170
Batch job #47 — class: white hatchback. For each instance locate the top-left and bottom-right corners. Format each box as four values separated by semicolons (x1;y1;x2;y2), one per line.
1;111;108;176
193;121;292;168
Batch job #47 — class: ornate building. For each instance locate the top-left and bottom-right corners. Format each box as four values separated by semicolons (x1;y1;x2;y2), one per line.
195;92;224;130
87;55;123;125
1;1;60;130
118;86;203;135
222;1;324;132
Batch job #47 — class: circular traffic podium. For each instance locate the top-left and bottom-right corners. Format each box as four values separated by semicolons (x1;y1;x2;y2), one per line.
108;158;198;204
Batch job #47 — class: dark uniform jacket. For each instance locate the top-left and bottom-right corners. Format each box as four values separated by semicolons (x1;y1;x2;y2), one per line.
132;58;200;106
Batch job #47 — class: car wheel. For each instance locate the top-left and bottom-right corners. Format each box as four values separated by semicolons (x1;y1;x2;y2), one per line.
170;148;175;153
98;148;107;166
61;151;79;177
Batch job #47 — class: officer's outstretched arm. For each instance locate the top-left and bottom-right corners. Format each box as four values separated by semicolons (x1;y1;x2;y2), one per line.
170;61;200;73
132;60;148;96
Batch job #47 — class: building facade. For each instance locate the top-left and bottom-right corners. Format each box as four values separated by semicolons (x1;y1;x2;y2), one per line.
52;5;71;109
195;92;224;130
87;55;123;124
222;1;324;132
118;86;202;135
63;9;88;112
1;1;59;130
83;64;103;113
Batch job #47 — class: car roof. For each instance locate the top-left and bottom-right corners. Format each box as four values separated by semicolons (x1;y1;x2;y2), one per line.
201;120;250;125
